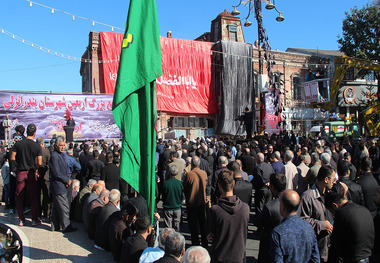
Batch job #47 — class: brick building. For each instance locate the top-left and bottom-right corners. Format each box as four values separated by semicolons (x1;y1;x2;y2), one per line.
81;10;337;138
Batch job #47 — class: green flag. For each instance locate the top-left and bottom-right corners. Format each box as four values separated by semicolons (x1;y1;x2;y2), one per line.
113;0;162;220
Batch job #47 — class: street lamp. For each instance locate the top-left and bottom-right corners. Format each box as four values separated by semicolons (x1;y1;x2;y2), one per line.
231;0;284;134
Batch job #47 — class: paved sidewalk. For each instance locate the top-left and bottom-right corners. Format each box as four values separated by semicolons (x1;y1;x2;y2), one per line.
0;205;114;263
0;202;260;262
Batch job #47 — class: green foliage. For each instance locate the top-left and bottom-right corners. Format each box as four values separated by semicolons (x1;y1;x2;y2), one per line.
337;3;380;61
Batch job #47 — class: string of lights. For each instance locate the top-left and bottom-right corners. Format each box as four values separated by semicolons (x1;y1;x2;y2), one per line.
26;0;124;32
1;25;334;68
0;27;121;63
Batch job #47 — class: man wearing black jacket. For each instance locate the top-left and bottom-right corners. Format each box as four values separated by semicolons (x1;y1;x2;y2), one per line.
101;152;120;190
254;172;286;263
337;160;364;206
357;157;379;218
238;148;256;176
230;161;252;206
326;188;374;263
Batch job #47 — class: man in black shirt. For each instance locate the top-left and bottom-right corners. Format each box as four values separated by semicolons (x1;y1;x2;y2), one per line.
255;172;286;263
11;124;42;226
357;157;379;218
101;152;121;190
337;160;364;206
230;161;252;206
238;147;256;176
87;150;104;181
326;188;375;262
120;216;153;263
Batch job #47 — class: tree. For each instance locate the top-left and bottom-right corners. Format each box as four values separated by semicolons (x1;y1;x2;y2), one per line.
338;2;379;61
338;2;380;97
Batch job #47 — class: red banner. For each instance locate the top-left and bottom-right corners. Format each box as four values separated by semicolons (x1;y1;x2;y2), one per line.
157;37;218;114
99;32;218;114
99;32;124;94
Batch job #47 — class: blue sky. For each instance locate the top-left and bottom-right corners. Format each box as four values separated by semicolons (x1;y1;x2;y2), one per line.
0;0;369;93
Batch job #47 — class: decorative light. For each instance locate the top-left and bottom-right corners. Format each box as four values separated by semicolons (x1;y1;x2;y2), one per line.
29;1;32;7
244;19;252;27
265;0;275;10
231;6;240;16
1;29;4;34
72;15;75;21
51;9;54;14
92;21;95;26
276;12;284;22
111;26;114;32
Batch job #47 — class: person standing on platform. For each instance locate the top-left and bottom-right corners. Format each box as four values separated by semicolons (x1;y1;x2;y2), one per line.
243;107;253;139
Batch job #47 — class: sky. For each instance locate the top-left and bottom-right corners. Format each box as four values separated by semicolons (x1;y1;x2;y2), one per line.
0;0;370;93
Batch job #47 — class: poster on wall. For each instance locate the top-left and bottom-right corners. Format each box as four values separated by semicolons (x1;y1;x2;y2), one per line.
0;91;121;140
265;90;281;135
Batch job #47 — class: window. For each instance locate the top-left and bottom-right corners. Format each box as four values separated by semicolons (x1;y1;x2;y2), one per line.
227;23;238;42
293;75;302;100
214;21;219;42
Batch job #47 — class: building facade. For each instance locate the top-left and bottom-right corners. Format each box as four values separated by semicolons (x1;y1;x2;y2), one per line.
82;10;360;138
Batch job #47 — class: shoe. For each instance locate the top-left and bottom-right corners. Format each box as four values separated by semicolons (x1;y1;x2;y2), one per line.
32;219;42;226
62;224;77;233
51;224;61;232
9;209;15;214
18;220;25;227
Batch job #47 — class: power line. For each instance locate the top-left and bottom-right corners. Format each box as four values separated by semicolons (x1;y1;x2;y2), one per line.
0;62;78;73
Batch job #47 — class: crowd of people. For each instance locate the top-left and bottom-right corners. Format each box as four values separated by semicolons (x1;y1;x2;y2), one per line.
0;123;380;262
156;132;380;263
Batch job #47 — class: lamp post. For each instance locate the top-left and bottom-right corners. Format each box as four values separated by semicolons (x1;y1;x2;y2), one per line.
231;0;284;134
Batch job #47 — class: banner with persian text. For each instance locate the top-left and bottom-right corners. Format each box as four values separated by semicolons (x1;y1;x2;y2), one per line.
0;91;121;140
99;32;218;114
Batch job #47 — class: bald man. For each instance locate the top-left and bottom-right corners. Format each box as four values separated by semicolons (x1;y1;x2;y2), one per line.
270;190;319;263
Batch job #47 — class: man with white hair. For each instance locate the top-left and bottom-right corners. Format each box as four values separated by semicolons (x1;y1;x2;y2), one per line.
182;246;210;263
211;156;228;202
306;152;321;187
323;148;337;171
139;228;175;263
252;152;274;214
71;179;80;200
95;189;121;250
281;150;299;191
